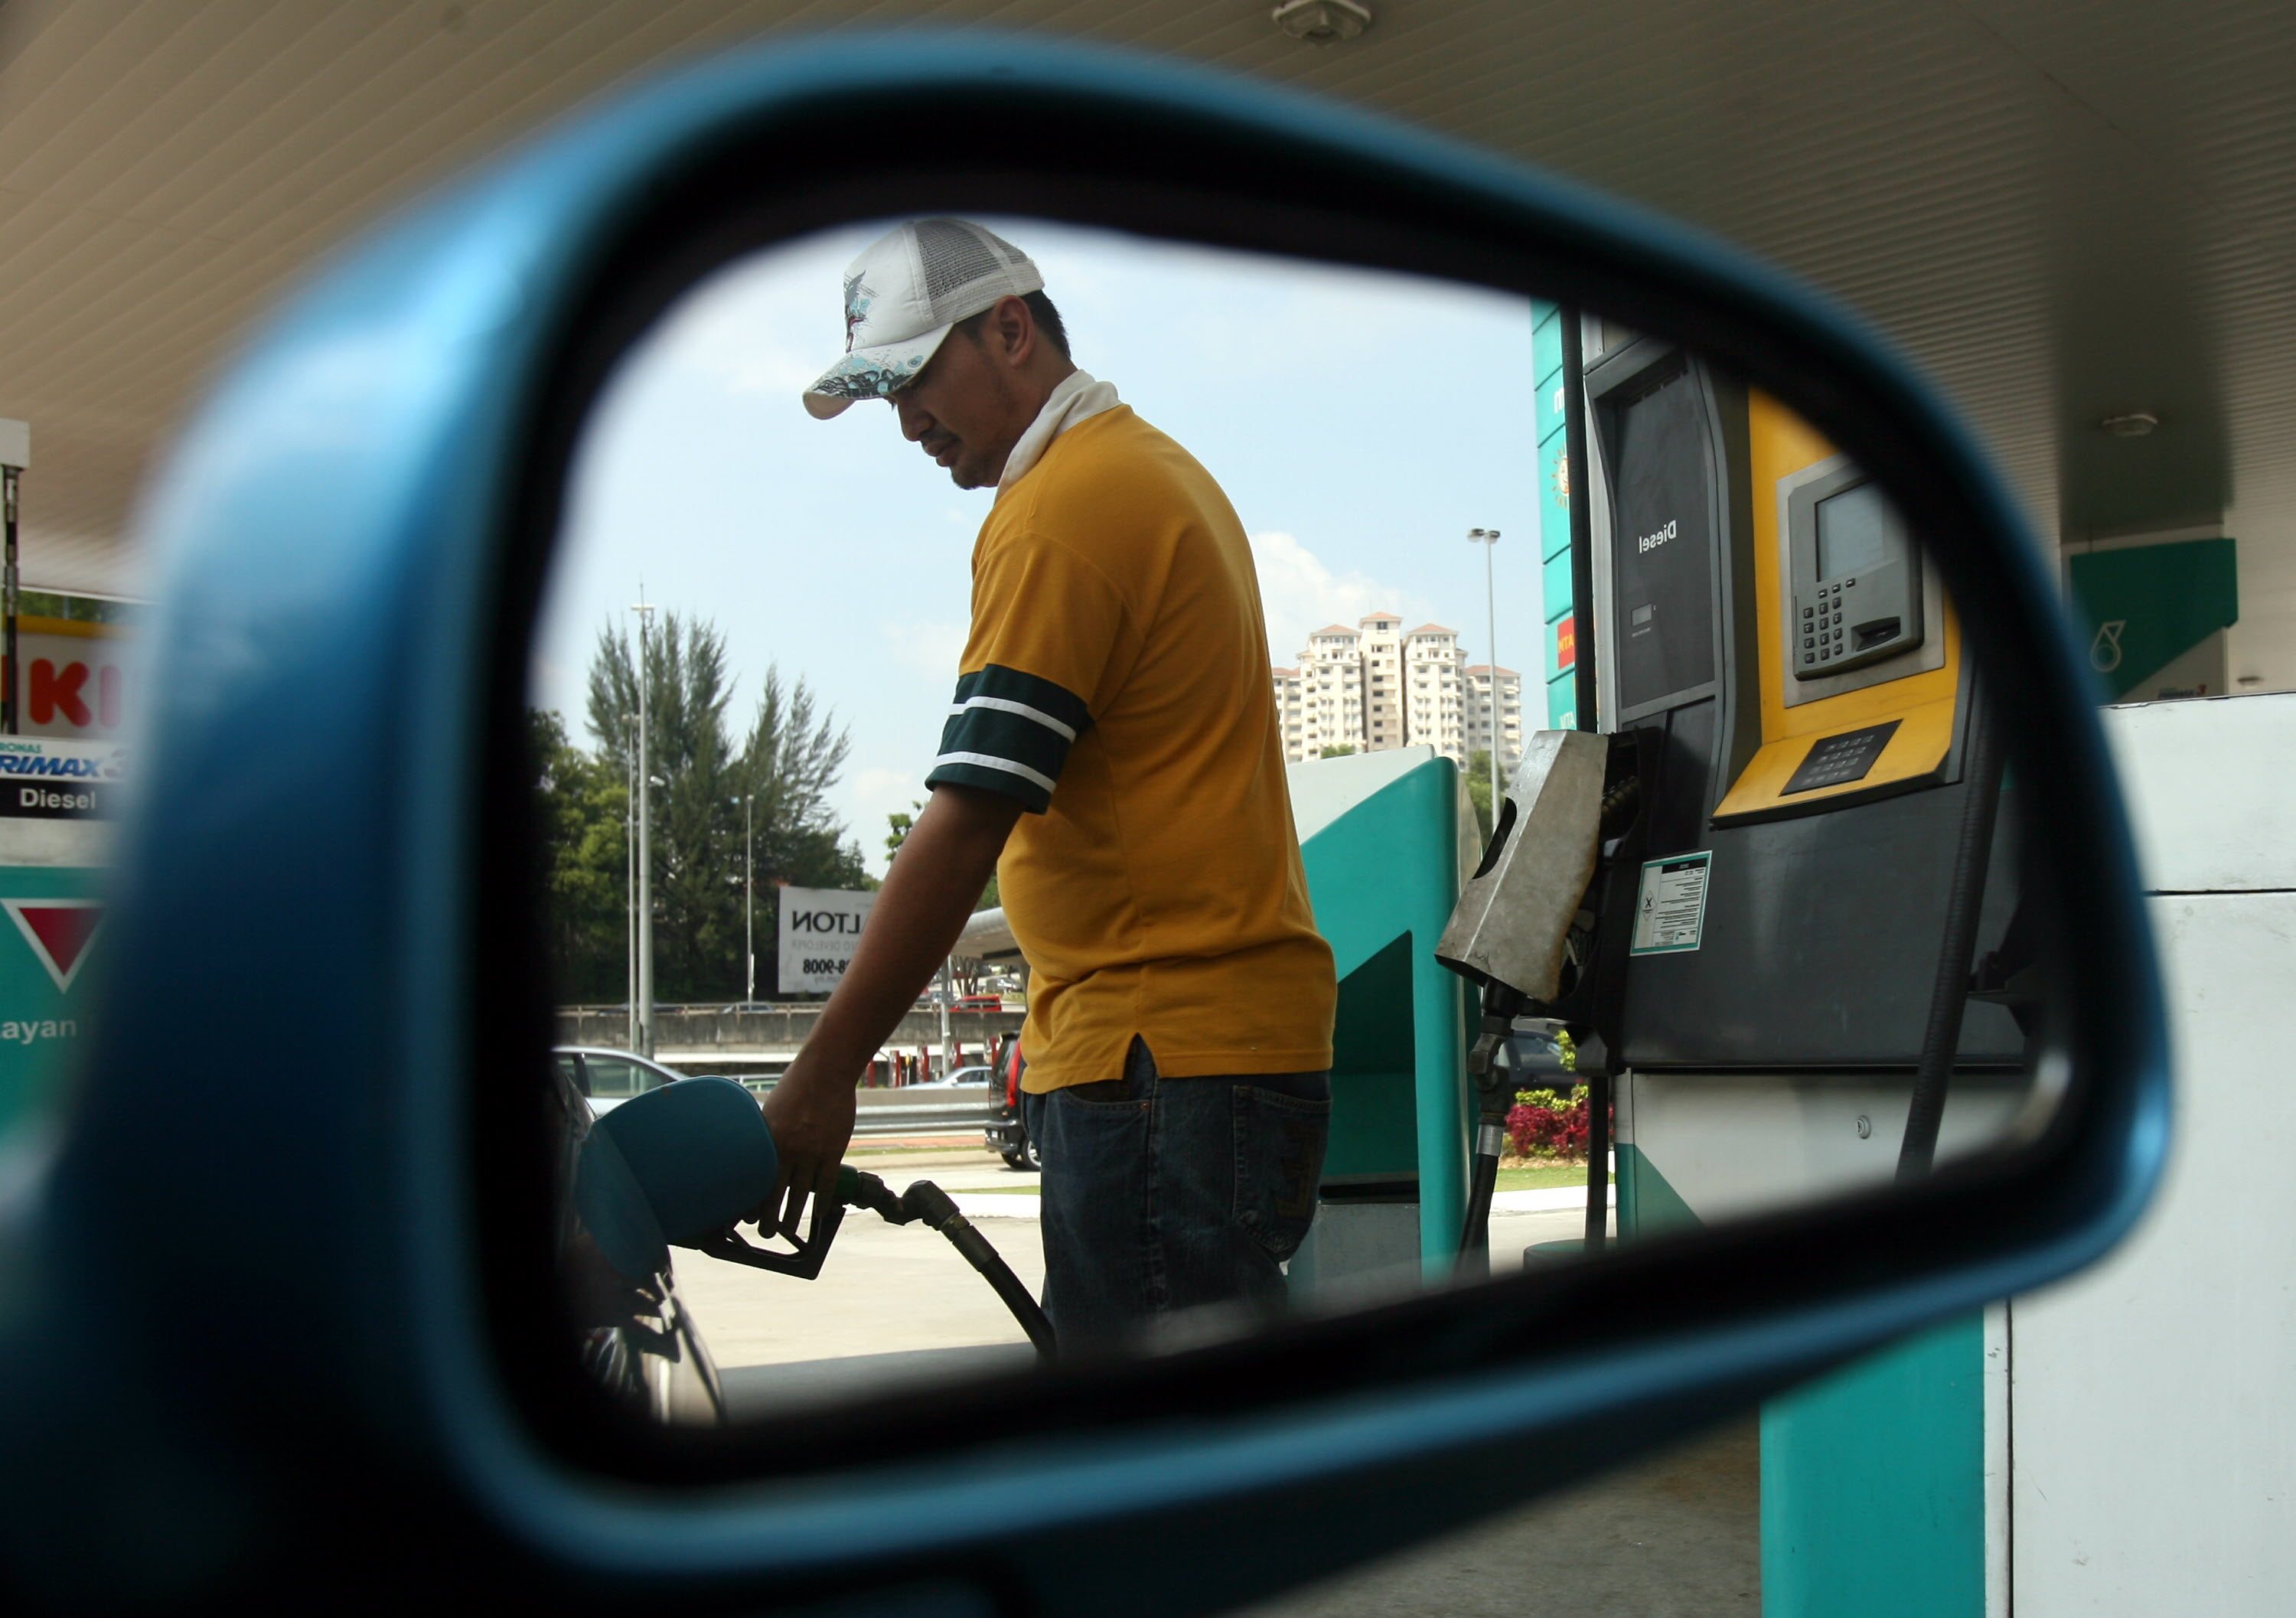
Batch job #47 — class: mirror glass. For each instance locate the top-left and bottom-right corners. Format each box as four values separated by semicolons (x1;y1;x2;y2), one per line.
530;219;2062;1426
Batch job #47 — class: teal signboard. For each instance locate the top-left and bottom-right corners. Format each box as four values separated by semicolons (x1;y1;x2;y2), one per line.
0;736;117;1138
0;863;101;1137
2066;538;2239;700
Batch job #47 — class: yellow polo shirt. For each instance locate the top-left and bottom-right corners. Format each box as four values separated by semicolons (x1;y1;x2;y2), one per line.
924;406;1336;1091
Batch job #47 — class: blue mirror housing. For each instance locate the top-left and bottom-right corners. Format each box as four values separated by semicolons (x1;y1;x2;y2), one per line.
0;32;2165;1613
589;1078;778;1254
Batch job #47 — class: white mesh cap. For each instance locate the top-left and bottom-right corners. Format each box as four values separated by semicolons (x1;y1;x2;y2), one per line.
802;219;1045;419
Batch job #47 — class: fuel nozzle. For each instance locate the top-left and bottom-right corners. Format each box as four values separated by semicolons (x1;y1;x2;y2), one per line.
1437;730;1609;1006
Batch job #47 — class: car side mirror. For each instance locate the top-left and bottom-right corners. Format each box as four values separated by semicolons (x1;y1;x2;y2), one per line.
0;34;2166;1613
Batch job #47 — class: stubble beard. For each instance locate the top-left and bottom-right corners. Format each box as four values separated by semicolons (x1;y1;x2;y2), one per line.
950;452;1006;491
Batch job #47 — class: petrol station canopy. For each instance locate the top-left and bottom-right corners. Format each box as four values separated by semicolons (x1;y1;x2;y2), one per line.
3;1;2294;684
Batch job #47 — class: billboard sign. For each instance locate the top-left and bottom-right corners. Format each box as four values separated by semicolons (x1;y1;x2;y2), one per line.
0;736;124;820
12;615;135;740
778;886;876;994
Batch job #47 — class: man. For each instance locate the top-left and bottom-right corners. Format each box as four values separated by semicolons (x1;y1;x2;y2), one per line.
765;219;1337;1349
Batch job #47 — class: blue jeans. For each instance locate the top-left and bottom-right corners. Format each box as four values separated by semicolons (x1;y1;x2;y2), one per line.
1022;1037;1330;1352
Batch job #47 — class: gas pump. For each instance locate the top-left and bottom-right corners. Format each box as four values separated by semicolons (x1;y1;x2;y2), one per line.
1565;327;2030;1234
1437;321;2040;1229
1431;324;2038;1616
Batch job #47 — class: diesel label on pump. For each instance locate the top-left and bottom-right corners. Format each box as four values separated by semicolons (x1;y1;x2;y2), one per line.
1629;850;1712;956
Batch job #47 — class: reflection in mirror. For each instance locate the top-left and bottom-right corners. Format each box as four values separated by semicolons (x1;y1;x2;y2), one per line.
527;219;2057;1427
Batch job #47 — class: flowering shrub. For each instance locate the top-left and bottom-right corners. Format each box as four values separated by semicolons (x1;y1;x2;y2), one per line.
1505;1085;1611;1163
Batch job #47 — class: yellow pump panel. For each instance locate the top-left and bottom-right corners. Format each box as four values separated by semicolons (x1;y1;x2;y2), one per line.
1712;393;1961;824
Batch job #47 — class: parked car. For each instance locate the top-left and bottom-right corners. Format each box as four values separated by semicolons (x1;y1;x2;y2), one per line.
553;1046;687;1114
952;993;1003;1012
899;1063;995;1092
549;1055;722;1424
984;1041;1039;1172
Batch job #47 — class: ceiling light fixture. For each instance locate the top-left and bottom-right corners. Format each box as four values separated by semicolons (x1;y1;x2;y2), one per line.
2100;411;2160;439
1272;0;1372;45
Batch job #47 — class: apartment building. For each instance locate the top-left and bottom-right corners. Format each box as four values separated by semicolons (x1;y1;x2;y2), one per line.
1294;622;1366;758
1271;666;1306;760
1404;624;1466;760
1463;664;1525;771
1358;611;1404;751
1273;612;1521;774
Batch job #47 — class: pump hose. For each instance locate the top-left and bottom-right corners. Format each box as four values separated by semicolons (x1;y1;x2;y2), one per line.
1897;687;2004;1183
1456;990;1528;1271
840;1167;1058;1358
1456;1115;1508;1271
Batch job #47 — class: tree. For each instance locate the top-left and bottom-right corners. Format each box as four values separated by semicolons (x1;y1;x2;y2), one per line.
739;665;873;968
587;614;741;1002
574;615;872;1003
528;708;630;1003
1318;743;1357;758
1466;749;1495;843
885;800;925;863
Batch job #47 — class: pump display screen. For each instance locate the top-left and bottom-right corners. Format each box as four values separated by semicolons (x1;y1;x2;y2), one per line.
1608;363;1717;714
1786;462;1925;687
1815;481;1890;579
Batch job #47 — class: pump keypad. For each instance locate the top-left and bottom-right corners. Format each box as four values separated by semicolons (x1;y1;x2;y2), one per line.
1782;719;1902;796
1798;579;1861;668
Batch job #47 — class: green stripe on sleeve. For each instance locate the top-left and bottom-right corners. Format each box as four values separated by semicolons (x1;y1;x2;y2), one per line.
952;664;1091;732
937;704;1072;779
925;757;1054;814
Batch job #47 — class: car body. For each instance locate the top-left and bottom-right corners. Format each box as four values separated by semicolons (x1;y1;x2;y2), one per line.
985;1041;1039;1172
553;1045;687;1114
550;1055;724;1425
899;1063;995;1092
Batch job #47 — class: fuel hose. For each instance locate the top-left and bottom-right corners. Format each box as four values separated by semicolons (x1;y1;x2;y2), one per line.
840;1166;1058;1357
1897;686;2003;1182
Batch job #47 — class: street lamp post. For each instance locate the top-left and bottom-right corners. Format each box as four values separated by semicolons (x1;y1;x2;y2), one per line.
742;792;755;1005
1466;527;1502;816
625;751;637;1053
631;599;656;1059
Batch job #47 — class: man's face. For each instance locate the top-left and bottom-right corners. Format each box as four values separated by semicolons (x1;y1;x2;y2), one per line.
889;312;1030;490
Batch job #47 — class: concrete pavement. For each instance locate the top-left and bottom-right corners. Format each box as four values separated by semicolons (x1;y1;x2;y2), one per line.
673;1159;1752;1612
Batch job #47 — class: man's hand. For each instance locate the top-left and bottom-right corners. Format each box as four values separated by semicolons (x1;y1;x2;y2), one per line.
757;1049;859;1238
749;782;1023;1240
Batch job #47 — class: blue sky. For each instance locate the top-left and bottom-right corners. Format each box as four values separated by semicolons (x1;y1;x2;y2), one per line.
536;219;1544;872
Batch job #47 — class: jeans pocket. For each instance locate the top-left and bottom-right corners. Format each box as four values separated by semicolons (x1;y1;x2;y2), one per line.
1231;1077;1331;1263
1056;1075;1150;1110
1053;1037;1157;1109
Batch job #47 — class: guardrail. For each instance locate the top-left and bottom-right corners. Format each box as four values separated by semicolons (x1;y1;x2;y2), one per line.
733;1083;999;1139
850;1101;998;1138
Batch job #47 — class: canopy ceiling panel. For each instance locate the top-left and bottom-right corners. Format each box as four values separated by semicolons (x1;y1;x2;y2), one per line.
3;0;2292;636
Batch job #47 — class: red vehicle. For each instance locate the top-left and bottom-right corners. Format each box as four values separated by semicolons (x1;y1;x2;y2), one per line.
982;1037;1038;1172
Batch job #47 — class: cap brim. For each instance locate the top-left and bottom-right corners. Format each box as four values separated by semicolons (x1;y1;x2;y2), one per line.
801;323;955;420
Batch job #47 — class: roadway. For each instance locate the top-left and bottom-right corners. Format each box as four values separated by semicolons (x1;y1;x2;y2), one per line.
673;1144;1612;1417
670;1145;1743;1616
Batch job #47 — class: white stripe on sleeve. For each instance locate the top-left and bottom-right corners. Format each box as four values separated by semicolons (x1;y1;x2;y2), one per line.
931;751;1058;794
944;694;1079;742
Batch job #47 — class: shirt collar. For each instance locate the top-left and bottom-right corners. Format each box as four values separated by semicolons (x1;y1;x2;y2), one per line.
997;369;1121;491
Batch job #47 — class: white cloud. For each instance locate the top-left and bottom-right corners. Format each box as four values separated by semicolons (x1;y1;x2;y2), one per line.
1251;530;1433;664
647;299;821;399
840;763;928;875
853;763;921;820
628;226;875;402
882;617;970;680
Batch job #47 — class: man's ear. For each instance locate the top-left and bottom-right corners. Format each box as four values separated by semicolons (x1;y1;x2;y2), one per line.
993;295;1035;366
